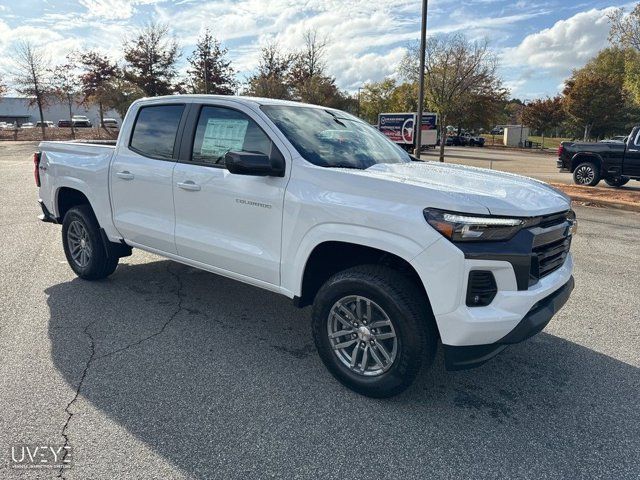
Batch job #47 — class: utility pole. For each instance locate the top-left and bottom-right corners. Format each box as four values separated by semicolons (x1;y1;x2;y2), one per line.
357;86;364;118
414;0;428;159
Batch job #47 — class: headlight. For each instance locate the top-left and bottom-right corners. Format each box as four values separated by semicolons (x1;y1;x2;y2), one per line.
424;208;525;242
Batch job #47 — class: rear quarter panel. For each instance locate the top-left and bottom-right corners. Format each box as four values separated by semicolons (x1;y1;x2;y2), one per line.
38;142;119;239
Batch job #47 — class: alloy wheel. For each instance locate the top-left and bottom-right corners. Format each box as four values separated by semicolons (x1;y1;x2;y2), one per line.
327;295;398;377
67;220;92;268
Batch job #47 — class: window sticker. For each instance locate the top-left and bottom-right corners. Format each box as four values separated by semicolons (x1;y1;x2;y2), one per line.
201;118;248;158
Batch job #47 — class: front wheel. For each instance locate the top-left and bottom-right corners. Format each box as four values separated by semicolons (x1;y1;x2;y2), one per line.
573;162;601;186
311;265;437;398
62;205;119;280
604;176;629;187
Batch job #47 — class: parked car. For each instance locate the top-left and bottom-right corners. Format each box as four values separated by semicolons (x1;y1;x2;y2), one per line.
465;134;485;147
57;119;72;128
102;118;119;129
35;95;576;398
445;135;468;146
558;126;640;187
72;116;92;128
490;127;504;135
36;121;55;128
21;122;34;128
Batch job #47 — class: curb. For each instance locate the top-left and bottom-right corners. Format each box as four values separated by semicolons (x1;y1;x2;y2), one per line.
568;195;640;213
548;183;640;213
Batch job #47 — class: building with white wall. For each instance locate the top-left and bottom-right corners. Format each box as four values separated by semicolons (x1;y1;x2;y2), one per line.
0;96;122;126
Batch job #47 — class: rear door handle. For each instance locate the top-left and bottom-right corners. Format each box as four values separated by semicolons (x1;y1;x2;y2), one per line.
116;171;134;180
177;180;201;191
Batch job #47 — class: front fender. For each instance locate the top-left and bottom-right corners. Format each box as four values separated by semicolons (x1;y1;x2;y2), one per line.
281;223;436;297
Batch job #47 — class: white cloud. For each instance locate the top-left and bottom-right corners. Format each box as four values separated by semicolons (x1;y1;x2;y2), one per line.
504;7;615;76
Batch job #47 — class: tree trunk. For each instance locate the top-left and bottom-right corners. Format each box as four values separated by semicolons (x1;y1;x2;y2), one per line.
583;124;592;142
99;102;104;129
541;132;545;150
439;124;446;162
36;93;46;140
67;94;76;140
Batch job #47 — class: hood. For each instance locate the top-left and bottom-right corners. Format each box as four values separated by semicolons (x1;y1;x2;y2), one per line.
349;161;571;217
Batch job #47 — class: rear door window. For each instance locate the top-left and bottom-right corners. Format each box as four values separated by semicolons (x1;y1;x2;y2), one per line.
129;105;185;160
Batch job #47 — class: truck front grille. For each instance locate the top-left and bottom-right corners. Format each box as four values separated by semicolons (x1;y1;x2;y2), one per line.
529;212;573;283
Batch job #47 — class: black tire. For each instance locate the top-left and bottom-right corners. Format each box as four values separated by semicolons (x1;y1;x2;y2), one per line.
62;205;119;280
604;176;630;187
311;265;438;398
573;162;601;186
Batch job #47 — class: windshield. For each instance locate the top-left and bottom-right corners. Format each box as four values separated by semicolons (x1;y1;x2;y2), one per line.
261;105;412;169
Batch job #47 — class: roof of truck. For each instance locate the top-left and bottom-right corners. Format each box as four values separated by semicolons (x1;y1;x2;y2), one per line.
136;94;328;109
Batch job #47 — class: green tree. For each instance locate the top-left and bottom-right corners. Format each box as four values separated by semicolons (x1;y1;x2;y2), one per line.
124;22;180;96
563;74;625;140
609;5;640;105
522;96;565;145
245;43;293;99
358;78;397;124
187;29;236;94
102;78;145;120
562;48;630;140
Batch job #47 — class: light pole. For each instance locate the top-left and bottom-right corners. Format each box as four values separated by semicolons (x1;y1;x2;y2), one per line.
414;0;428;159
357;86;364;118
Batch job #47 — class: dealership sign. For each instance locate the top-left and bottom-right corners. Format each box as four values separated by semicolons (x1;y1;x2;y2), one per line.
378;113;438;145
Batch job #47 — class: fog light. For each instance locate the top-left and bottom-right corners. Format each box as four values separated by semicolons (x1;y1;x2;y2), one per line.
466;271;497;307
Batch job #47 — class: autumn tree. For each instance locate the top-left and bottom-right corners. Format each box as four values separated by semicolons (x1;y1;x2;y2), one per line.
102;77;145;120
401;34;504;162
187;29;236;94
50;60;79;139
124;22;180;96
359;78;398;124
522;96;565;145
608;4;640;105
78;51;119;129
12;40;50;138
563;48;630;140
563;75;624;140
245;43;293;99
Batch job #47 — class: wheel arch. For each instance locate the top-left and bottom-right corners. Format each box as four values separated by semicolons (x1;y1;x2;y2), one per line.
570;153;602;172
292;240;431;311
55;185;94;221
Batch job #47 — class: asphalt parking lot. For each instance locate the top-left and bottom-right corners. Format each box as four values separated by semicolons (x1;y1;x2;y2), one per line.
423;146;640;191
1;141;639;479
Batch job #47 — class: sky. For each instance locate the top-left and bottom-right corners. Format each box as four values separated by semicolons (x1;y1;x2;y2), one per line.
0;0;636;99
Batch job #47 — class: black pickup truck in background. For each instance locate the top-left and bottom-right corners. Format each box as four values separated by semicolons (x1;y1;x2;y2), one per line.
557;126;640;187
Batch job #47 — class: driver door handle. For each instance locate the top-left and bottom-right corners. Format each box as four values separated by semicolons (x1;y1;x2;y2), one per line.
116;171;134;180
177;180;201;191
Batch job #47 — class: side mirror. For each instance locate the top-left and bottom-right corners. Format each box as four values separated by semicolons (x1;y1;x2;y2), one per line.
224;151;284;177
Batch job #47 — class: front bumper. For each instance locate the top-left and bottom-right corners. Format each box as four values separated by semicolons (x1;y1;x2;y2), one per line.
443;276;574;370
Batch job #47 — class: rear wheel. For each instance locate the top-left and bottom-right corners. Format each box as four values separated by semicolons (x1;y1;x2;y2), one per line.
62;205;119;280
311;265;437;398
604;176;629;188
573;162;601;186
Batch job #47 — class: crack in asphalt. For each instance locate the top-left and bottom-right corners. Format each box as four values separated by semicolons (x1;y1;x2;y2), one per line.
58;320;97;479
56;263;185;479
95;263;186;360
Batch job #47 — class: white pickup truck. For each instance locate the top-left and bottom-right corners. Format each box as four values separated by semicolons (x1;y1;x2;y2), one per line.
36;95;576;397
